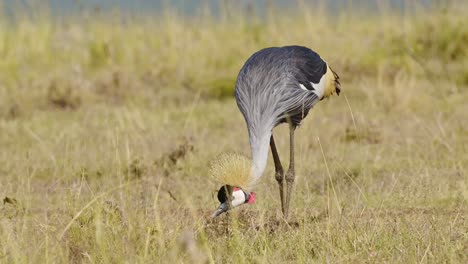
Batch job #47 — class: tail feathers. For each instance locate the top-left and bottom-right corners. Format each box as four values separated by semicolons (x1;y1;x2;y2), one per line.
322;65;341;99
330;67;341;96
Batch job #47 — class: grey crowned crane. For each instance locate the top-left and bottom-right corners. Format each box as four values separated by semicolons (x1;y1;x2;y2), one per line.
211;45;341;219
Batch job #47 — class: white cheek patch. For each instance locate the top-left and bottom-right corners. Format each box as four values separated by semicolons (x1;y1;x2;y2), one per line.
311;74;326;98
231;190;246;207
299;83;308;91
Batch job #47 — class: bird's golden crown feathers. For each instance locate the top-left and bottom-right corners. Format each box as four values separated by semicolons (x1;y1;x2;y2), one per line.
209;153;254;190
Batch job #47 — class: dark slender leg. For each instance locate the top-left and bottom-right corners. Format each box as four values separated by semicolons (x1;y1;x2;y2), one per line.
284;126;296;219
270;135;285;215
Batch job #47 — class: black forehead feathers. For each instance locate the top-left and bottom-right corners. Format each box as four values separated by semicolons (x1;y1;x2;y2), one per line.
217;185;232;203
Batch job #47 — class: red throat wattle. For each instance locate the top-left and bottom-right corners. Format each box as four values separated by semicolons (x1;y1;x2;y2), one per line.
247;192;256;204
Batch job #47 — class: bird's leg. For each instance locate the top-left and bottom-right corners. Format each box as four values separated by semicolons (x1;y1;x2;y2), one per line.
270;135;285;215
284;126;296;219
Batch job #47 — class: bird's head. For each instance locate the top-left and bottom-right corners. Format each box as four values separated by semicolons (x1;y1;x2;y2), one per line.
211;185;256;218
209;153;256;217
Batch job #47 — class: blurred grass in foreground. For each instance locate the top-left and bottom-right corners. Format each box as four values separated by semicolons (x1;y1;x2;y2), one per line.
0;1;467;263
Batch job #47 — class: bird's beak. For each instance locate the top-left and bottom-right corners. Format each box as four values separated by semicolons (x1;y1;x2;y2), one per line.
211;202;229;218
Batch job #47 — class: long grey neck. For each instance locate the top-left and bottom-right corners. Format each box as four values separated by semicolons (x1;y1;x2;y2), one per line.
249;128;271;180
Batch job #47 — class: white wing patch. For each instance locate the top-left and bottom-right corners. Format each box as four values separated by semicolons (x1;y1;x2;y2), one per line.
299;74;326;99
311;73;327;99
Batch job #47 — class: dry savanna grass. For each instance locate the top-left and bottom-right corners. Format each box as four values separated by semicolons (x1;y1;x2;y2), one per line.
0;1;467;263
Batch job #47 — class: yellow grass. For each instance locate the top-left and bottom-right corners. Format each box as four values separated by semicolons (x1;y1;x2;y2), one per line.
0;1;467;263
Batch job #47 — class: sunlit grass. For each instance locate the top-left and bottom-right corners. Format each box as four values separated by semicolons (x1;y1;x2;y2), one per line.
0;1;467;263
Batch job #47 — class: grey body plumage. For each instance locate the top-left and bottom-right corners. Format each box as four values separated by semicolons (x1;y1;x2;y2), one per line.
235;46;324;133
